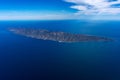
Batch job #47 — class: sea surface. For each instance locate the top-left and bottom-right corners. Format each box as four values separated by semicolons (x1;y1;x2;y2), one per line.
0;20;120;80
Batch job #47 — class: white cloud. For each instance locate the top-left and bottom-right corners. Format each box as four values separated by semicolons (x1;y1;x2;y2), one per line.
71;5;87;10
64;0;120;15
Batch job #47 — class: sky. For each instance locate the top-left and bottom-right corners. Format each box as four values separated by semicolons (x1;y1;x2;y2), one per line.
0;0;120;20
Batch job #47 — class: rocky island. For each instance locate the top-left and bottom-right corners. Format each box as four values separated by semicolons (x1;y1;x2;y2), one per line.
9;28;112;43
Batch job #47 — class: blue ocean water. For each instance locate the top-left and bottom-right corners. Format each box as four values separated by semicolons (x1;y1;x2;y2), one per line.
0;20;120;80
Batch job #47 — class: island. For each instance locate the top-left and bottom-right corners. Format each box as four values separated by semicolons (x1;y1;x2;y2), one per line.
9;28;112;43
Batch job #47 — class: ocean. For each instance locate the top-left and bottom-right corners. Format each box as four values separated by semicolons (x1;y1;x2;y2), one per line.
0;20;120;80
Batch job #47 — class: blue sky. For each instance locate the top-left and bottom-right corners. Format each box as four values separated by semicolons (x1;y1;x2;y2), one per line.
0;0;120;20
